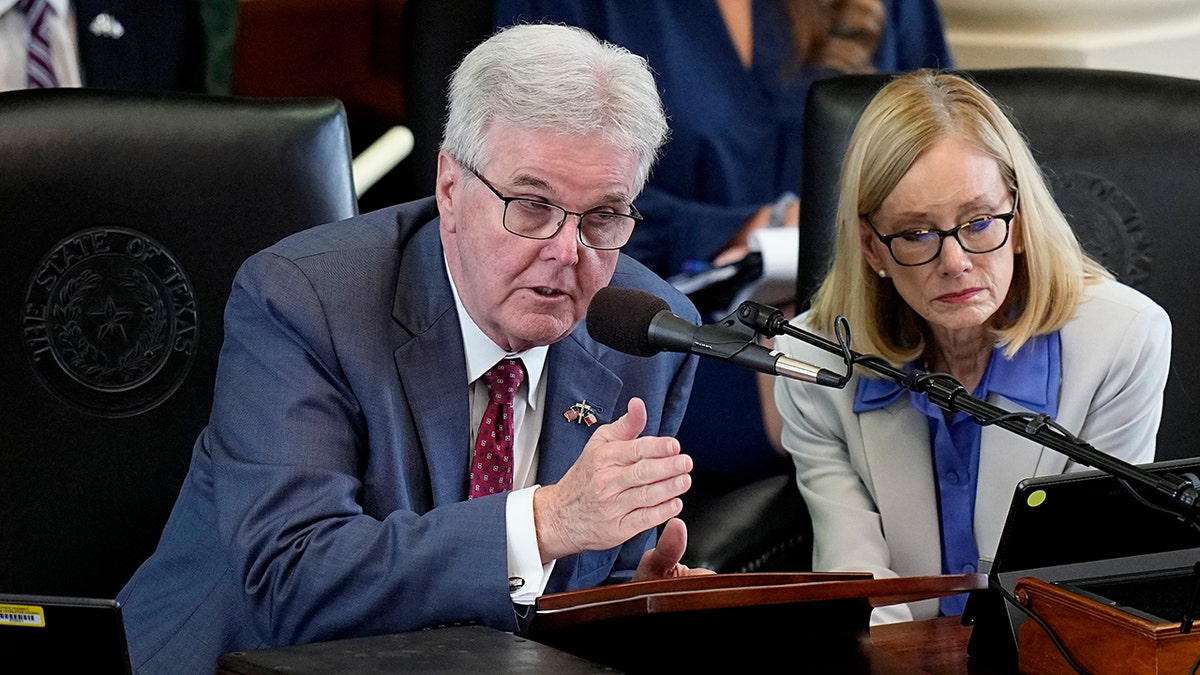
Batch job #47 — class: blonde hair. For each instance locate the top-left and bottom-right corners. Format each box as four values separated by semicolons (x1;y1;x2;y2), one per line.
809;69;1110;366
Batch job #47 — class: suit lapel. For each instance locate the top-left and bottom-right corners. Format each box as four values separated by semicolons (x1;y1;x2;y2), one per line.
975;394;1065;556
536;332;623;486
390;219;473;506
858;401;942;574
387;217;628;506
535;329;624;586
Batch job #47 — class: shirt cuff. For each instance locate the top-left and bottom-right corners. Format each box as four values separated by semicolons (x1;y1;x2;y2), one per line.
506;485;556;605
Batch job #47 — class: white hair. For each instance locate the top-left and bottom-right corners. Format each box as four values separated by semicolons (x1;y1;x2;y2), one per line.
441;23;668;192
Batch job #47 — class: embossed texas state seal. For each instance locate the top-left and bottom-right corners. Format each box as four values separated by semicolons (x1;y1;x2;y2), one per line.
22;227;198;417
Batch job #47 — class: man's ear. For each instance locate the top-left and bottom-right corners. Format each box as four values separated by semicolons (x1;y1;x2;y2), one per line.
435;150;459;232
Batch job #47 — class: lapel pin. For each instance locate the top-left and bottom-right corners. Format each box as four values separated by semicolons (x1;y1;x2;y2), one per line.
563;400;600;426
88;13;126;40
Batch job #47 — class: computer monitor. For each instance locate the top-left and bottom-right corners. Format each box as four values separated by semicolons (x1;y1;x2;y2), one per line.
0;594;131;674
964;457;1200;665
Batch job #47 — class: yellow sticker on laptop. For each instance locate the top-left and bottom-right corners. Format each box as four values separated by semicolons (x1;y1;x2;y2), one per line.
0;603;46;628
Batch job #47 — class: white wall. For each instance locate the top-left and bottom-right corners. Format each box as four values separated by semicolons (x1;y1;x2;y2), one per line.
937;0;1200;80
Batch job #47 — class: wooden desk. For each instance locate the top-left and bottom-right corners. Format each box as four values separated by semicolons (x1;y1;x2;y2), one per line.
870;616;1013;675
218;574;1003;673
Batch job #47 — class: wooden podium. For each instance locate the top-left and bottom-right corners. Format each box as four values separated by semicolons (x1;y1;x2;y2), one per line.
525;572;986;672
1015;576;1200;674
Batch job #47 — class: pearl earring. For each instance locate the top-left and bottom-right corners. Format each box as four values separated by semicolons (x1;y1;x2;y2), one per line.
877;269;887;278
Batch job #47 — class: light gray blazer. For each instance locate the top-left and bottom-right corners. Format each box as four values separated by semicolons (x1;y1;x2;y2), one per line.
775;277;1170;620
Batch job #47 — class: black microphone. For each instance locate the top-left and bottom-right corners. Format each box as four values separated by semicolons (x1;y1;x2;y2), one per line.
587;287;842;387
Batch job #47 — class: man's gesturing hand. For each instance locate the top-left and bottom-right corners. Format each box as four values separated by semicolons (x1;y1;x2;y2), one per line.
533;397;692;563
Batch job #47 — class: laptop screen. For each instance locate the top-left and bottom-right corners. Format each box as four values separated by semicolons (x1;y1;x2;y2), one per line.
964;457;1200;662
987;457;1200;574
0;594;131;674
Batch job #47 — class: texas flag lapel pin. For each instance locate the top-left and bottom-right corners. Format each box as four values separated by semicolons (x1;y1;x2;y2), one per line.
563;400;600;426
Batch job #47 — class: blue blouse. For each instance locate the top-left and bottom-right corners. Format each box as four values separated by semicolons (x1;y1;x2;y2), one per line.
854;332;1062;615
494;0;953;278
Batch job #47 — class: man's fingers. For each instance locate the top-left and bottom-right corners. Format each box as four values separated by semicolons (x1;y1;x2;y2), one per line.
536;396;699;558
626;448;691;485
623;499;685;543
589;397;648;444
633;517;689;580
629;469;691;509
654;518;688;567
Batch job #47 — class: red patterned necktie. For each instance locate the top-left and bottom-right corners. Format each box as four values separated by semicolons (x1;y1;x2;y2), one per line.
18;0;59;89
468;358;526;498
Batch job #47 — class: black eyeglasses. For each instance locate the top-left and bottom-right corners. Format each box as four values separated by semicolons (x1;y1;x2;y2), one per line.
466;166;641;251
865;193;1018;267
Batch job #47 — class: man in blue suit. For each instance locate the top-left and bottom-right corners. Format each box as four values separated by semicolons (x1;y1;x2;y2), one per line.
117;23;704;674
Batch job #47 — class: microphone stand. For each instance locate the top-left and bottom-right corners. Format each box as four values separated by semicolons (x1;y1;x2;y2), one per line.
736;301;1200;532
740;299;1200;642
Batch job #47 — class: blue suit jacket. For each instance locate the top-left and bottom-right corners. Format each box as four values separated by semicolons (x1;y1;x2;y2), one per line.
117;198;698;674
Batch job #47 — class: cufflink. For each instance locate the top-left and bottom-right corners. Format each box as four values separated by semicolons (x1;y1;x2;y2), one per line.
508;576;525;592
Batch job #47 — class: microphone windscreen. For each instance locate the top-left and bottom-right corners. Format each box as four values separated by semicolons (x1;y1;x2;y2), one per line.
587;287;669;357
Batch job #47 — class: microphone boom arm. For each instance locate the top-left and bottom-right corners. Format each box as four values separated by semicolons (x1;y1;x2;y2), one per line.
736;301;1200;528
674;309;842;387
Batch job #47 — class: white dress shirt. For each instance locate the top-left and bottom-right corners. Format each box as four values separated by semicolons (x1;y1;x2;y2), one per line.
447;263;556;605
0;0;82;91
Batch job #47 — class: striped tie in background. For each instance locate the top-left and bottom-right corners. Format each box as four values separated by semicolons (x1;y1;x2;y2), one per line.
18;0;59;88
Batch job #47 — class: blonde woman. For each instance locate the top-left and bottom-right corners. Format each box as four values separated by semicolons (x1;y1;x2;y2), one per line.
776;69;1170;622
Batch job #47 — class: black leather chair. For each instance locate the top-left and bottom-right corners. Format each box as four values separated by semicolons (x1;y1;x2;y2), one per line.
680;473;812;572
799;67;1200;461
0;89;358;598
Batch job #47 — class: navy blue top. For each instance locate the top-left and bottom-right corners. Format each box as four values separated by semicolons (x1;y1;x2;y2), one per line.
495;0;953;278
854;331;1061;615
